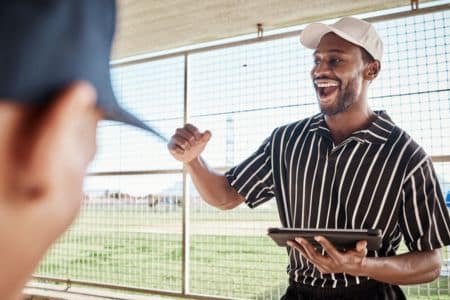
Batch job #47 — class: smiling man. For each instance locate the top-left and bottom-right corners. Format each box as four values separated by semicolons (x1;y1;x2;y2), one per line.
167;17;450;299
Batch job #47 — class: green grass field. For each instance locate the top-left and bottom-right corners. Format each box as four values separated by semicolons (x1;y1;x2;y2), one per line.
36;206;450;299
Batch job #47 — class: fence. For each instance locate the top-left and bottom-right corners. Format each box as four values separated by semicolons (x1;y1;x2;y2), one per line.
33;3;450;299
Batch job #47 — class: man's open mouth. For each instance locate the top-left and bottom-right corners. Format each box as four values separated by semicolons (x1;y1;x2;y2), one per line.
314;79;340;98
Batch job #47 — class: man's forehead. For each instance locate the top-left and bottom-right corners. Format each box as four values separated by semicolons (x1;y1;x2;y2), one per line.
313;33;360;55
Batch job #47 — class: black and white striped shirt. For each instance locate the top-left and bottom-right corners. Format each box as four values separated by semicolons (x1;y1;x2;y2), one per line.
225;111;450;288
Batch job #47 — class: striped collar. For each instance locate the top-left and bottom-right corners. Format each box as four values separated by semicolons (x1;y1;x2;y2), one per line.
308;110;395;144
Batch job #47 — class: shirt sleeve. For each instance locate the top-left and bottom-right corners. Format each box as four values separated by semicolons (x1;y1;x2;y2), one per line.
224;135;275;208
400;157;450;251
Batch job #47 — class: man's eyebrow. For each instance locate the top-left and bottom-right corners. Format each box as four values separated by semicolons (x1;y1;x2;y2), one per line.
313;49;346;56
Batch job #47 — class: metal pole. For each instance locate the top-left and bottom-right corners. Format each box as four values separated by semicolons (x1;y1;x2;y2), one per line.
86;169;182;176
431;155;450;163
29;276;235;300
182;53;190;295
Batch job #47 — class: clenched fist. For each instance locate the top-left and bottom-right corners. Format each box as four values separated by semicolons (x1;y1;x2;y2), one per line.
167;123;211;163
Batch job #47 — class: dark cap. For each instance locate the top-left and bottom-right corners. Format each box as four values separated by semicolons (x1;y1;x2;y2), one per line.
0;0;167;142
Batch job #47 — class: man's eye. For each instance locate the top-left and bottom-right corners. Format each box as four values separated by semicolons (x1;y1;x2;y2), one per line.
330;58;341;66
314;59;321;65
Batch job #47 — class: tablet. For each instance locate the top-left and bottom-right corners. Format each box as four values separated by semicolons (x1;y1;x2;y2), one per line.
268;227;382;251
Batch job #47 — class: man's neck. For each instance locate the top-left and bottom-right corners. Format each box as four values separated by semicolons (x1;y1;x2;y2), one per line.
324;103;376;145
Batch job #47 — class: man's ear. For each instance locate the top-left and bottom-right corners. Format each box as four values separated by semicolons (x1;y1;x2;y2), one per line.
364;60;381;81
11;82;98;201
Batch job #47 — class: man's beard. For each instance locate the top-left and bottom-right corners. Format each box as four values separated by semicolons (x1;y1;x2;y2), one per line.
319;84;356;116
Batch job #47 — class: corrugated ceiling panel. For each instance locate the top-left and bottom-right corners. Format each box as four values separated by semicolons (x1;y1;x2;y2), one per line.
112;0;434;59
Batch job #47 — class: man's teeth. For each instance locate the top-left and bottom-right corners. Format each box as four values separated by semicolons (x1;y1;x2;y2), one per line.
314;80;339;88
317;83;339;87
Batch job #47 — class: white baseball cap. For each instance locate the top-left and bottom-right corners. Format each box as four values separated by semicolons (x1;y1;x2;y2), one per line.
300;17;383;62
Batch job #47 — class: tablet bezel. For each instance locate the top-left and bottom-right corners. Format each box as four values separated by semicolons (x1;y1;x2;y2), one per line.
267;227;382;251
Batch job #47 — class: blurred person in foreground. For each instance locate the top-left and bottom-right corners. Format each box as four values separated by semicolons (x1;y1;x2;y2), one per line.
0;1;164;299
168;17;450;300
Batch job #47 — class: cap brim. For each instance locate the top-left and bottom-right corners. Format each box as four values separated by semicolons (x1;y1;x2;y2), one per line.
300;23;365;52
104;105;168;143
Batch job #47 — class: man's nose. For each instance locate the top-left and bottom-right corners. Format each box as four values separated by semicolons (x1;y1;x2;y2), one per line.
312;61;331;78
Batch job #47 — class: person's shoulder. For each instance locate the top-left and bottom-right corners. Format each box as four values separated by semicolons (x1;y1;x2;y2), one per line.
380;112;420;149
378;112;428;164
270;114;318;139
392;127;424;153
390;124;429;170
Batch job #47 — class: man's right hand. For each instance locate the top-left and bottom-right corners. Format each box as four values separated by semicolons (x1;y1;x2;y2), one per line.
167;123;211;163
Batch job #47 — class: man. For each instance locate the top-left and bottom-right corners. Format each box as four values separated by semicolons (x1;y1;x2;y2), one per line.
0;1;164;299
168;17;450;299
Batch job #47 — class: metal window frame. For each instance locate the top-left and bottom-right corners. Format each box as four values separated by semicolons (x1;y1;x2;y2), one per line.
30;3;450;300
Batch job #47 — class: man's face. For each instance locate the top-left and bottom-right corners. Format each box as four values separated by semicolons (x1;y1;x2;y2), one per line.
0;82;100;230
0;82;101;300
310;33;366;116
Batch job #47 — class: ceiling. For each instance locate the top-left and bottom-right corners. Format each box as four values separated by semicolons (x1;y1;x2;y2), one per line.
112;0;433;60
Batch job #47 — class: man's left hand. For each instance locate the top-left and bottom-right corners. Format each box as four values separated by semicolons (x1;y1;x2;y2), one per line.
287;236;368;276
